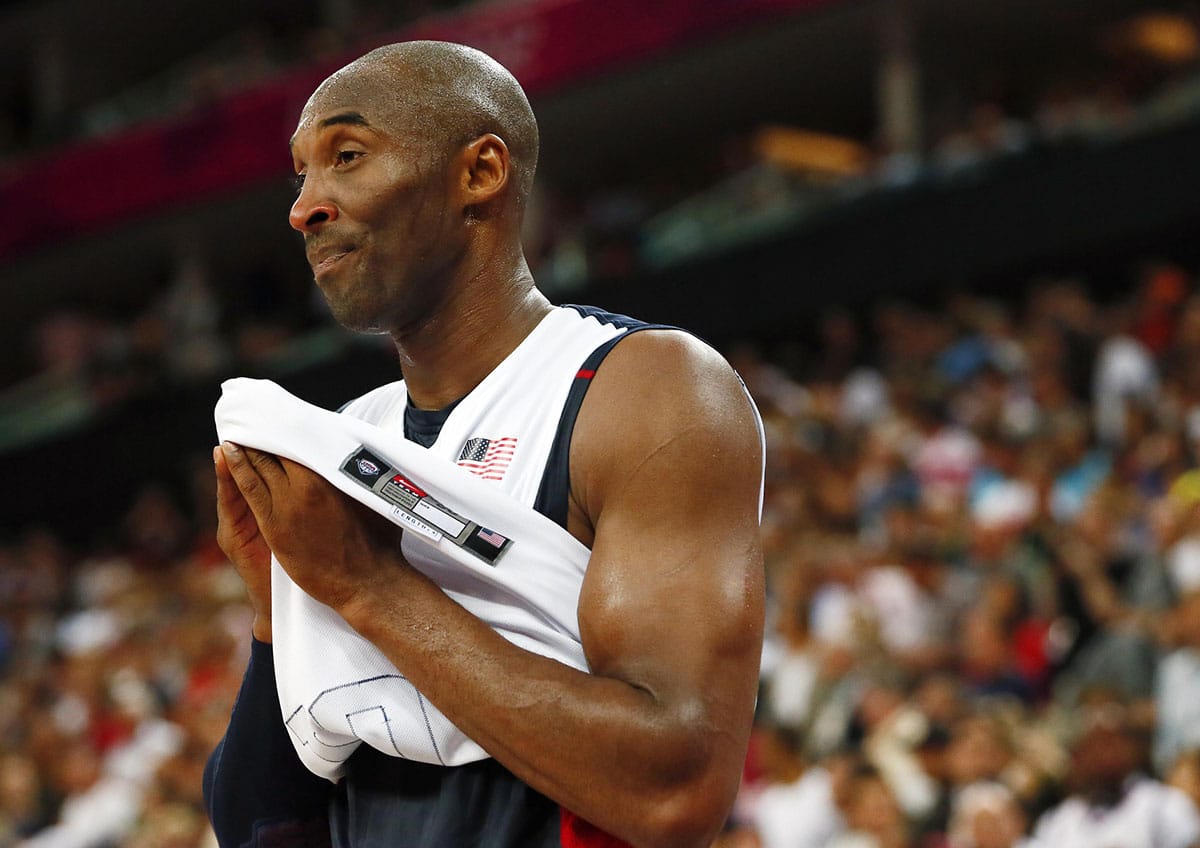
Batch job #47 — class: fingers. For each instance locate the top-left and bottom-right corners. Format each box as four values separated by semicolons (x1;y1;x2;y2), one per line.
245;445;287;480
214;443;236;495
214;443;259;545
220;442;285;518
214;445;247;521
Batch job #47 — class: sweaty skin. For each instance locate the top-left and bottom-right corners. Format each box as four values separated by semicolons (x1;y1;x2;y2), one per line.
215;41;764;848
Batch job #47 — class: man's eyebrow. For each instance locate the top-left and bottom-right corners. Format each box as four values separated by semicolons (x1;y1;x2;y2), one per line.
320;111;370;130
289;112;372;150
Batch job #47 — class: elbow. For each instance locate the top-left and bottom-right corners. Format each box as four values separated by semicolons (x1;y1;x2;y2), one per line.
609;686;752;847
628;760;741;848
631;701;749;848
635;790;734;848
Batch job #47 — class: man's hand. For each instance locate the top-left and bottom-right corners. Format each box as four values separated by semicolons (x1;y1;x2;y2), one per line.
217;441;404;617
215;443;274;642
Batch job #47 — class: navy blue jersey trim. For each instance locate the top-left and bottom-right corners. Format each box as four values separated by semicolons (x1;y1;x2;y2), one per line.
532;307;678;530
560;303;660;331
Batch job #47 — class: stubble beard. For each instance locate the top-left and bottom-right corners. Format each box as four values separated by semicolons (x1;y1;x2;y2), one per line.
315;261;391;335
318;262;444;340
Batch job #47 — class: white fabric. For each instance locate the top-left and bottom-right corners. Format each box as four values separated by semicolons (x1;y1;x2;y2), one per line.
16;778;141;848
764;648;821;728
217;376;595;778
971;479;1037;529
213;308;639;780
1093;335;1159;446
864;706;939;820
809;583;861;648
1167;537;1200;594
751;766;844;848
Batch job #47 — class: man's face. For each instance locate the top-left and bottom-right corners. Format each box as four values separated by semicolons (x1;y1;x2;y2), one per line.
1070;723;1142;802
288;76;466;335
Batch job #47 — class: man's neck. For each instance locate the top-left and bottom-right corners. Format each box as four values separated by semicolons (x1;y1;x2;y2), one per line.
393;270;552;410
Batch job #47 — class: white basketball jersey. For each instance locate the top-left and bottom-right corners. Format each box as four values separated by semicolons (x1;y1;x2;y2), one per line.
216;305;764;781
341;304;633;507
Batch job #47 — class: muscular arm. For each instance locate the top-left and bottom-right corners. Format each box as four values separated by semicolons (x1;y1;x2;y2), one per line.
223;331;765;848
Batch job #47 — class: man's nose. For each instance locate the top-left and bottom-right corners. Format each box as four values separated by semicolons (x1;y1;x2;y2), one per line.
289;183;339;233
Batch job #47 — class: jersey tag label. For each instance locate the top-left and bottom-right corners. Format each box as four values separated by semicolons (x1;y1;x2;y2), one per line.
341;446;511;565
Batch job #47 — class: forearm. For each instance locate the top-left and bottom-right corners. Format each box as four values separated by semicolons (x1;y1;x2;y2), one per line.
203;639;334;848
340;573;749;848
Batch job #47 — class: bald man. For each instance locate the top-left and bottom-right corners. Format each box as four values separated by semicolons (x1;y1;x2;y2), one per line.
203;41;765;848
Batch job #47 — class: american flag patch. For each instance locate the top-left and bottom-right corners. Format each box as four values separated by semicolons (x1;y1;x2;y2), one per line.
456;436;518;481
476;527;507;547
463;525;511;562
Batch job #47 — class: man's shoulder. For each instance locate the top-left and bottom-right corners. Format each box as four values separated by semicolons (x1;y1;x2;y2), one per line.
573;325;763;485
595;326;748;402
507;303;717;401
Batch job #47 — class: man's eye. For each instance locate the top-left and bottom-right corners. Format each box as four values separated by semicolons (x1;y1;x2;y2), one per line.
293;173;306;193
336;151;362;165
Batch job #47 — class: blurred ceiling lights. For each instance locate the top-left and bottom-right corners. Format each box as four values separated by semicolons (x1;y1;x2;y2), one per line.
1108;10;1200;64
752;125;872;179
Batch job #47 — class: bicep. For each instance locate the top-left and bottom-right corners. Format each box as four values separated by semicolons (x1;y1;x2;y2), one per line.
572;331;765;712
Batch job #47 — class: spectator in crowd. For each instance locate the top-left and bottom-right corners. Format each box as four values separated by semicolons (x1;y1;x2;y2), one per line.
1023;710;1200;848
737;723;848;848
826;764;915;848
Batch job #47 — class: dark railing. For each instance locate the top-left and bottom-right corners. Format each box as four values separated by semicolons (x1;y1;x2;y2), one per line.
585;116;1200;344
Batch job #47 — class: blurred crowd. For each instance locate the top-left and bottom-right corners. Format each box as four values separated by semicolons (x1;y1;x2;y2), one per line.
0;253;363;453
15;254;318;393
4;258;1200;846
0;461;244;848
719;260;1200;847
5;5;1198;420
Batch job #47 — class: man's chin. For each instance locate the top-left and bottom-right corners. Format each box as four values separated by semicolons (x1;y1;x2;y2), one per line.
319;294;388;335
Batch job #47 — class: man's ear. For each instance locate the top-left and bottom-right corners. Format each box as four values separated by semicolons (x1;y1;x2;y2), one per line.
460;133;510;214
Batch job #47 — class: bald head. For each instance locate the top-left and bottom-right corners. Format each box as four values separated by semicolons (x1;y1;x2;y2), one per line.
307;41;539;209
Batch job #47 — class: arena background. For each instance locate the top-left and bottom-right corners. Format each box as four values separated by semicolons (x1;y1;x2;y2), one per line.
1;1;1199;846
